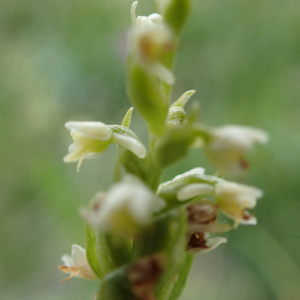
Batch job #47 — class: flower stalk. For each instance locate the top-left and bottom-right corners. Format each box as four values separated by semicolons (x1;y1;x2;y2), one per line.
58;1;269;299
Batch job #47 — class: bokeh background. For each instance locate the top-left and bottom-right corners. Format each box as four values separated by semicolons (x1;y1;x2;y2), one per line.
1;0;300;299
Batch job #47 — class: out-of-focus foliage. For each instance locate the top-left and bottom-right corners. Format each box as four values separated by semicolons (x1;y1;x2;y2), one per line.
1;0;300;299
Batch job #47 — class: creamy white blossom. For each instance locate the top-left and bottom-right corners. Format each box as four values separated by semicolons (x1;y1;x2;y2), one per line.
214;180;263;227
205;125;269;176
81;179;165;237
64;121;146;171
131;2;175;85
58;244;97;281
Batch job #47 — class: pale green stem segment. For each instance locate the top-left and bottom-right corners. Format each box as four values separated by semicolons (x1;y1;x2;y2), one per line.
156;253;194;300
146;134;163;191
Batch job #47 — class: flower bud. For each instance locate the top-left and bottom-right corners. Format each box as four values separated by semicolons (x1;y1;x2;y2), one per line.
167;90;196;127
131;3;175;85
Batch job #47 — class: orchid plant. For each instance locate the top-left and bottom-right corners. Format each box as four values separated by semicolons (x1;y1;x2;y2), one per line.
59;1;269;299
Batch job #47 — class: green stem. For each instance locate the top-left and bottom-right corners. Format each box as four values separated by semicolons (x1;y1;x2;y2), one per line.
146;134;163;191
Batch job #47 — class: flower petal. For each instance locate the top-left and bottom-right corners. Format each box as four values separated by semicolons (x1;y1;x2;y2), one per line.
61;255;75;267
173;167;205;181
113;133;147;158
148;63;175;85
188;237;227;255
65;122;112;141
177;183;214;201
72;244;87;267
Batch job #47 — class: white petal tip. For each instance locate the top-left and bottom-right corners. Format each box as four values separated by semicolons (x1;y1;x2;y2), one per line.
177;183;214;201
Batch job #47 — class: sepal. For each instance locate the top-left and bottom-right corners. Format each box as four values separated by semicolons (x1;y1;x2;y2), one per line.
155;0;191;36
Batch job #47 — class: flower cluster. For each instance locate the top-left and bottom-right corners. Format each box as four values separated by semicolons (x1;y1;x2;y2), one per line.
58;1;269;300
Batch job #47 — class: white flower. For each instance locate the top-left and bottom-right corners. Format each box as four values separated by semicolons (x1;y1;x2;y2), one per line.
187;232;227;255
205;125;269;176
81;179;165;237
64;121;146;171
58;244;97;282
131;2;175;85
214;180;263;227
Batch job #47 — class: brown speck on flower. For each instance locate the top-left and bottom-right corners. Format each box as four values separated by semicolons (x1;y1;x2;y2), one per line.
186;232;208;251
128;254;166;300
239;157;249;170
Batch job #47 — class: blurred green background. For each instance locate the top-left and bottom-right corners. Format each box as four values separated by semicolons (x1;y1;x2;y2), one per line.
1;0;300;299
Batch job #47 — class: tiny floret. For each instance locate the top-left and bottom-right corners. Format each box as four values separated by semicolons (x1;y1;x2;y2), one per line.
58;244;97;282
206;125;269;176
131;2;175;84
81;178;165;237
214;180;263;227
64;121;146;171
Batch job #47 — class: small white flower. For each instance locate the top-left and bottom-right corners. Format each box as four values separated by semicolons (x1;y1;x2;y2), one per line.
205;125;269;176
187;232;227;255
214;180;263;227
58;244;97;282
81;179;165;237
131;2;175;85
64;121;146;171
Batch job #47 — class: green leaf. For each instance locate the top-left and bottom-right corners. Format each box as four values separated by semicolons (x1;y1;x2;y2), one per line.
156;0;191;36
86;200;131;280
171;90;195;108
86;200;102;278
155;124;199;168
119;148;148;182
121;107;134;128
